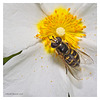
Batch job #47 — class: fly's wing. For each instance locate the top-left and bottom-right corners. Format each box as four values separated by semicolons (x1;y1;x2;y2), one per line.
55;49;92;80
66;64;92;80
76;49;94;65
58;52;83;80
65;64;83;80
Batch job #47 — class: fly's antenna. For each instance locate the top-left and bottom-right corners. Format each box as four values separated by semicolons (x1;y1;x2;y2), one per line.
52;36;55;39
52;36;57;42
48;36;55;42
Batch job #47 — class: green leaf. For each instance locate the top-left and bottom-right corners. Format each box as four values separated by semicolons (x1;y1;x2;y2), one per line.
3;51;22;65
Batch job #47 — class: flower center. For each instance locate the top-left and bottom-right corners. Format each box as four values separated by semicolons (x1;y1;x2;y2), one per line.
36;7;86;53
56;27;65;36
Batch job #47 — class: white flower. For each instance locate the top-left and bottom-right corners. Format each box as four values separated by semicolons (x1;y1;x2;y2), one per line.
3;3;97;97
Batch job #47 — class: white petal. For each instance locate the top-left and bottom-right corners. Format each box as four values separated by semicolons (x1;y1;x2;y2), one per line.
75;3;97;43
40;3;83;15
4;43;73;97
4;3;97;97
3;3;45;57
40;3;97;97
74;4;97;97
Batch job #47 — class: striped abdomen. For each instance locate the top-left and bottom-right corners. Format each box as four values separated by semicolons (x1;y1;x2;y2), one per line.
64;49;80;67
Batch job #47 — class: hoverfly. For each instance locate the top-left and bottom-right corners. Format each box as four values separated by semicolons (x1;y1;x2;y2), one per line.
49;36;94;80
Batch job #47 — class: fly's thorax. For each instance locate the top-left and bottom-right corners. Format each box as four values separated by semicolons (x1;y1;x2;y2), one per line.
56;42;69;54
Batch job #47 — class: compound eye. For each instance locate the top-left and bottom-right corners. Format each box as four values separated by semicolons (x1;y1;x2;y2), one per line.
51;43;58;48
56;37;62;44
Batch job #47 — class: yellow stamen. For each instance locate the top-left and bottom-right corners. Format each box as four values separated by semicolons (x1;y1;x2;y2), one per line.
68;8;70;11
83;26;86;28
79;18;82;21
55;10;57;13
36;7;86;53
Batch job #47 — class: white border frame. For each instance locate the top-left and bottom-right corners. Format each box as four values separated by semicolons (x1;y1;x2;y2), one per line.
1;0;99;100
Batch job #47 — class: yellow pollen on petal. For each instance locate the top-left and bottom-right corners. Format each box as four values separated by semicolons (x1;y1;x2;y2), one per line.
36;7;86;53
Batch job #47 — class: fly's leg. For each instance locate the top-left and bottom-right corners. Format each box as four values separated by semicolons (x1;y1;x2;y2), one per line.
55;49;61;55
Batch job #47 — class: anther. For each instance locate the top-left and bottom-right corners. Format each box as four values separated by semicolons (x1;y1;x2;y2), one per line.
57;14;59;17
55;10;57;13
83;34;86;36
61;13;64;15
74;16;77;18
83;26;86;28
79;18;82;21
68;8;70;11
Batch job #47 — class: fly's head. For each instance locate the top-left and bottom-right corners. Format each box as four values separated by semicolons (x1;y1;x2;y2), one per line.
49;36;62;48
